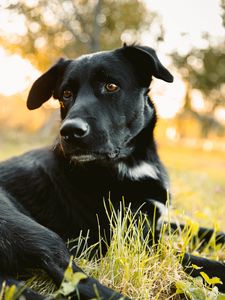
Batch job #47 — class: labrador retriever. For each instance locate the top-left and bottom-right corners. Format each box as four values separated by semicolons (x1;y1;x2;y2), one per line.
0;44;224;299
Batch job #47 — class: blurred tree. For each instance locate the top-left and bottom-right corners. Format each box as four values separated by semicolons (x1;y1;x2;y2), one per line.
170;0;225;138
222;0;225;26
171;0;225;140
171;42;225;137
1;0;162;70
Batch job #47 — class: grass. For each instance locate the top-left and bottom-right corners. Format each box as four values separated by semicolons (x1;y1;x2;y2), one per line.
23;201;225;299
159;143;225;232
0;137;225;299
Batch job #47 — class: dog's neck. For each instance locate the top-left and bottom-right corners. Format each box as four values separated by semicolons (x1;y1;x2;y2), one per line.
115;117;161;181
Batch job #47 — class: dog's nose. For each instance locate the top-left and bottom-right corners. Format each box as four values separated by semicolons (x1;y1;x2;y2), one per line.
60;118;90;141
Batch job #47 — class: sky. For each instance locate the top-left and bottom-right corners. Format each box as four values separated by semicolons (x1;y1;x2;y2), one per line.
0;0;224;118
147;0;224;54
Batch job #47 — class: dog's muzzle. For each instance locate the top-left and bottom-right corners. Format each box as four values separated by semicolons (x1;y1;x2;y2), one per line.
60;118;121;163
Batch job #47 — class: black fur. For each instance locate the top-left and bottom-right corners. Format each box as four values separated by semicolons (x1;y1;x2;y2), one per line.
0;45;224;299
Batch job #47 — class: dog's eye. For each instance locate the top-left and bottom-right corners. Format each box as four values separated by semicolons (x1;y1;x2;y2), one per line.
104;83;119;93
63;90;73;100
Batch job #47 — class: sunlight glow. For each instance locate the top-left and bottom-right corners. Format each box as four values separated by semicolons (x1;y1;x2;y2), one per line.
151;74;186;118
191;89;205;112
166;127;178;141
215;107;225;124
147;0;224;54
0;48;39;96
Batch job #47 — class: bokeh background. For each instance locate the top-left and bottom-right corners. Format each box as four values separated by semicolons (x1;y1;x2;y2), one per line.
0;0;224;229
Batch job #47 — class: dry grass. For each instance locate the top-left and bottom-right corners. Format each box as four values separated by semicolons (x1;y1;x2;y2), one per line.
24;200;225;300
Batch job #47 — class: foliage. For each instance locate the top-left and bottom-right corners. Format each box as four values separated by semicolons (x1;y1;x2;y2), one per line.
0;0;161;70
171;38;225;137
169;0;225;137
176;280;225;300
171;42;225;108
55;259;87;298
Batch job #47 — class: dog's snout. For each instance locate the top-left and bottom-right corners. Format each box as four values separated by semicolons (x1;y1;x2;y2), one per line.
60;118;90;142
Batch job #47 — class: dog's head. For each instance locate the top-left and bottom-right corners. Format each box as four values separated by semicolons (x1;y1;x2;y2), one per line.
27;45;173;163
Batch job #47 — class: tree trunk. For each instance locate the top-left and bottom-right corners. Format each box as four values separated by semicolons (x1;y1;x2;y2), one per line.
183;81;192;112
89;0;103;52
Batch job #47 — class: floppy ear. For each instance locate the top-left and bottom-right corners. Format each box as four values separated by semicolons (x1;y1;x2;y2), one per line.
27;58;69;110
119;45;173;86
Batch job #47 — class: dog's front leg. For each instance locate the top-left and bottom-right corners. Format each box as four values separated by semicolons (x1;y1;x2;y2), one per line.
180;253;225;293
169;223;225;292
45;258;129;299
0;192;129;299
139;201;225;292
161;223;225;292
169;222;225;247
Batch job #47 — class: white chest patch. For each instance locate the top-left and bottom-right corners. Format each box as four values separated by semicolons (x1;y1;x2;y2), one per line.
117;161;159;181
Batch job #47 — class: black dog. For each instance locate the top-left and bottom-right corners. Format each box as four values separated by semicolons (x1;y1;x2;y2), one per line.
0;45;225;299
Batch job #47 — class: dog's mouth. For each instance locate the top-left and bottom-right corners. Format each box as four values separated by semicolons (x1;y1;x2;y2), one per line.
58;134;135;164
70;149;120;163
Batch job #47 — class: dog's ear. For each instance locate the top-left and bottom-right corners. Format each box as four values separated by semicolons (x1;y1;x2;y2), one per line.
27;58;69;110
119;45;173;86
